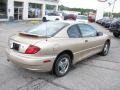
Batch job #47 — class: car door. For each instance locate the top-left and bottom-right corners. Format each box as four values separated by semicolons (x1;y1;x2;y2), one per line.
78;24;105;58
67;24;89;64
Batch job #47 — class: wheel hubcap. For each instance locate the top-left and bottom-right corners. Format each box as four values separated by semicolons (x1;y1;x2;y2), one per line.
58;57;69;74
104;44;109;54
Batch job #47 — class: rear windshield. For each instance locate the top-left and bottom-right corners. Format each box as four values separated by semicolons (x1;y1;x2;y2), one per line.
77;16;88;20
47;13;60;16
24;22;69;37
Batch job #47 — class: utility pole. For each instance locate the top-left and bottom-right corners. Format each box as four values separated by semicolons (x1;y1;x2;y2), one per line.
111;0;117;17
107;2;111;17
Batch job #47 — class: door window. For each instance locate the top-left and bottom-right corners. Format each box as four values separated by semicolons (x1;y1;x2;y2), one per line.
67;25;81;38
78;24;97;37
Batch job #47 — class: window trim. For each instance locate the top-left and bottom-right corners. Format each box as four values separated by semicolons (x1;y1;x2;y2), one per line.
67;24;82;38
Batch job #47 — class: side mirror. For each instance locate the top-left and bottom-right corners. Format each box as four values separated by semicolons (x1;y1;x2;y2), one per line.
97;32;103;36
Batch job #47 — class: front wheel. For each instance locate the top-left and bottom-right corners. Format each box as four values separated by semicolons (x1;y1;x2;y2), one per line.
113;33;120;38
100;41;110;56
53;54;71;77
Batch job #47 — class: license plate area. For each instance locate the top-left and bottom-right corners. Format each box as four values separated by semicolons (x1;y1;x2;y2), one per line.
12;43;20;51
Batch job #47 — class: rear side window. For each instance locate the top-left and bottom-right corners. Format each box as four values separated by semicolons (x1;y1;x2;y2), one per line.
68;25;81;38
78;24;97;37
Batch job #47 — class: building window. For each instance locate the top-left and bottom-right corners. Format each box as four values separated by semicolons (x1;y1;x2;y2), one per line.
0;0;7;19
28;3;42;18
46;4;56;10
44;0;59;2
45;4;56;15
14;1;23;7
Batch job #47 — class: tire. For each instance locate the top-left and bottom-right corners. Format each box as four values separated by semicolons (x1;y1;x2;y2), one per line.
53;54;71;77
42;17;47;22
55;18;59;20
113;33;120;38
100;41;110;56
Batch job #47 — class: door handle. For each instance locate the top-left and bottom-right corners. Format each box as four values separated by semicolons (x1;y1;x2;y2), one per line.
85;40;88;43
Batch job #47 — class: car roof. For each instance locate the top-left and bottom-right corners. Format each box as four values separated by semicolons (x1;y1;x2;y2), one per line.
47;20;88;26
60;20;85;25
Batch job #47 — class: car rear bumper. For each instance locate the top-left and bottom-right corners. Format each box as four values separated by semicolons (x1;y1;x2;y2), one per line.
6;49;56;72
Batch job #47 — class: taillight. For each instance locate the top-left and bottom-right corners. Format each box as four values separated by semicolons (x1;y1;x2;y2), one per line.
25;45;40;54
113;26;119;29
112;25;120;29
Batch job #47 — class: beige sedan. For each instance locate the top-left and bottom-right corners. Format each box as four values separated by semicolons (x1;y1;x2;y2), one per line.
6;21;111;77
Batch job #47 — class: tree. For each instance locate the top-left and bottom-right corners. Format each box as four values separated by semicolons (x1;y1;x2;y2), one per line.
58;5;96;15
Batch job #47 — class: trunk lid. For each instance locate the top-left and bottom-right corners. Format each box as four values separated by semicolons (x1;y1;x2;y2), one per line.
11;33;47;44
9;33;47;53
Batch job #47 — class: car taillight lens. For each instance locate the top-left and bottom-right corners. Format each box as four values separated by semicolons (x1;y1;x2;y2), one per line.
25;45;40;54
112;25;120;29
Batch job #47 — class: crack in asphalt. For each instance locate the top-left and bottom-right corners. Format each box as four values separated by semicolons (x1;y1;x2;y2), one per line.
42;78;74;90
81;63;119;72
16;79;48;90
92;59;120;64
16;77;74;90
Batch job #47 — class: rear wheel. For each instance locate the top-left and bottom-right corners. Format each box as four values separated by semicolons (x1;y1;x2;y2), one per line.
53;54;71;77
42;17;47;22
113;33;120;38
55;18;59;20
100;41;110;56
